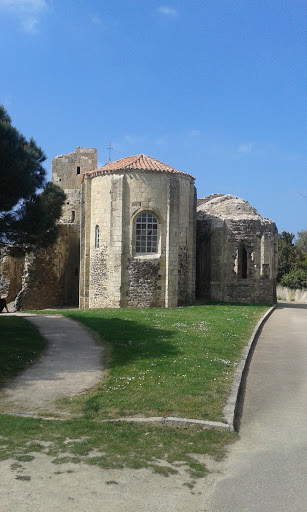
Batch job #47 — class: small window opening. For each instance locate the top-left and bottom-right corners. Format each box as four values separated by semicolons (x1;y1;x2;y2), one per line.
95;225;100;249
71;210;75;222
241;247;248;279
77;166;81;175
135;212;158;254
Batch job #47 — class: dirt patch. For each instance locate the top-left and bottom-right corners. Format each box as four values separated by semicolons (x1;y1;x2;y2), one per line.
0;452;221;512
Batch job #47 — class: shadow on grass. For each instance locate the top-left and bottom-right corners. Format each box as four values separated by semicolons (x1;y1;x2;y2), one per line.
64;313;180;369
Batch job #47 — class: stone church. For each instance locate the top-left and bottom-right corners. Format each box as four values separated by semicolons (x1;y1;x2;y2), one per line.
0;147;278;309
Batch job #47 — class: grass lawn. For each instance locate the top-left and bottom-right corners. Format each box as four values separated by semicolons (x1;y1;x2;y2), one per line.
55;304;268;422
0;414;235;479
0;304;269;479
0;316;47;385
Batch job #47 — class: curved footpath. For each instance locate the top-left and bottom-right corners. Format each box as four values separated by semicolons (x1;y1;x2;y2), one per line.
0;303;306;511
205;302;307;512
1;307;274;427
1;313;104;414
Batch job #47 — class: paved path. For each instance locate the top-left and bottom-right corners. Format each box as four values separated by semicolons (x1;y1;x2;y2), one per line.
1;314;104;414
205;302;307;511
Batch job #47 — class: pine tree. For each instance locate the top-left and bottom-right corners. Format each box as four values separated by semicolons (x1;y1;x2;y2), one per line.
0;105;65;249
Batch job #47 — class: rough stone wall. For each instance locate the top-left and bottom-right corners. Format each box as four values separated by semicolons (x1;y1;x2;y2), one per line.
196;195;278;305
123;172;169;308
177;181;196;305
79;175;92;309
2;146;278;311
195;219;213;300
223;219;277;304
52;147;97;224
80;170;196;309
178;246;189;305
80;173;120;308
0;248;25;302
6;147;98;310
16;225;80;310
126;258;161;307
89;249;108;307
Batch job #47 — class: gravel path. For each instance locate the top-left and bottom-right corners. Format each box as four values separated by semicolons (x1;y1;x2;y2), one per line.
1;313;104;414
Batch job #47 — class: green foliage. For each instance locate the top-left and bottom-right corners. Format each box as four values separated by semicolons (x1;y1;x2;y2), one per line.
0;106;45;213
0;316;47;384
0;105;65;249
277;230;307;286
295;229;307;253
279;268;307;289
277;231;304;281
5;183;66;248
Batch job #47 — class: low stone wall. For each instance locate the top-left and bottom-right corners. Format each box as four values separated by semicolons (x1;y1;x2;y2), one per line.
277;285;307;302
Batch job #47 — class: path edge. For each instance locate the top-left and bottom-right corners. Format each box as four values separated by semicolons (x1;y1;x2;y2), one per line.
2;306;276;432
223;304;277;431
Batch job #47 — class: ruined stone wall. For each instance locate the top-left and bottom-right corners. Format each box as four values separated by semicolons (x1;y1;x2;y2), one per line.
0;248;25;302
0;148;96;310
223;219;277;304
197;217;277;305
52;147;97;225
80;170;196;309
196;196;278;305
16;225;80;310
196;219;214;300
47;147;98;309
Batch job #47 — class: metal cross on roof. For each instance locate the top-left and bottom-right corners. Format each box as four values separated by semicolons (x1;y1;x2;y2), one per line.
107;141;113;162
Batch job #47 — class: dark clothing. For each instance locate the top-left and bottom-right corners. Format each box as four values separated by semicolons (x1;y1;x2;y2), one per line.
0;298;7;312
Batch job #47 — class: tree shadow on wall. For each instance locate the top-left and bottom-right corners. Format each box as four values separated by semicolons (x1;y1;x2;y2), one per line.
66;313;180;370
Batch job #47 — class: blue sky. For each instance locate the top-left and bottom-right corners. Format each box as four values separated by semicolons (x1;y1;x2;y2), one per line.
0;0;306;234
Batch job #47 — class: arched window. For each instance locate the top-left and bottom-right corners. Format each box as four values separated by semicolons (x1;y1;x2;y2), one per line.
135;212;158;254
95;225;100;249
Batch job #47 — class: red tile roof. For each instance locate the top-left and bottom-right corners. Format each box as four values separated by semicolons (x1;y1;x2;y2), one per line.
82;154;195;181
